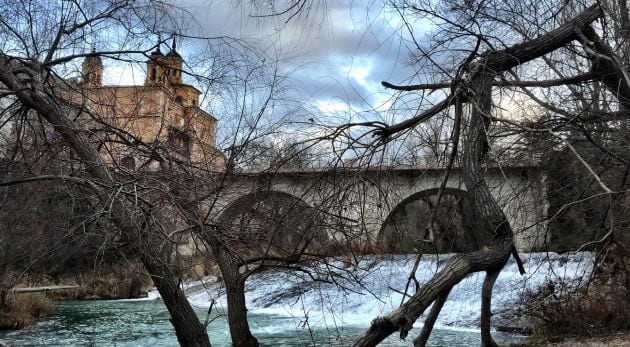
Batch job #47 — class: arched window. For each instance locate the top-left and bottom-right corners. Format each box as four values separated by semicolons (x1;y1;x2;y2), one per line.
175;96;184;105
151;68;156;81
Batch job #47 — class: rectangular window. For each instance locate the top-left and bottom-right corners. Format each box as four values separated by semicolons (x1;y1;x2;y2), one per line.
167;127;190;157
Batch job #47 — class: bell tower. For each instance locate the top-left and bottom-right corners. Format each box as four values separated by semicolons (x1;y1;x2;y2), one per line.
82;50;103;86
166;37;183;85
145;45;167;86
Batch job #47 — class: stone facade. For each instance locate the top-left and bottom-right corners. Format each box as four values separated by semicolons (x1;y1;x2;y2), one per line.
73;42;224;171
214;164;548;252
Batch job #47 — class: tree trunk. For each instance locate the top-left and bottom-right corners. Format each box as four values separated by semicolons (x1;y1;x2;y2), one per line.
578;25;630;108
207;238;259;347
351;246;511;346
224;276;259;347
480;270;500;347
145;258;211;347
462;67;510;347
413;289;450;347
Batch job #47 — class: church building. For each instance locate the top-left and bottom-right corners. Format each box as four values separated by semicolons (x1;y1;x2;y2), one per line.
76;40;224;171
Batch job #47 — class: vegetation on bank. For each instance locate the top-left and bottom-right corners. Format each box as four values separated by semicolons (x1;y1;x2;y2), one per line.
1;264;153;302
0;263;153;330
0;293;54;330
518;243;630;344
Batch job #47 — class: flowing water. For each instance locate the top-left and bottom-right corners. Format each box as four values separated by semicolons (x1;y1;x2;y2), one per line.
0;253;592;346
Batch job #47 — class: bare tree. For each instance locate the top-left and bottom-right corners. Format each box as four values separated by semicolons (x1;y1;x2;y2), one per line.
242;0;627;345
0;2;343;346
343;1;630;346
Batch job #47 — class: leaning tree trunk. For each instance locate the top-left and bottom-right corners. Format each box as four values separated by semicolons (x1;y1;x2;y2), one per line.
413;289;451;347
144;255;211;347
0;56;211;347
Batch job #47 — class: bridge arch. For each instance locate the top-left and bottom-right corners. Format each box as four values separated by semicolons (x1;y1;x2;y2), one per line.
217;190;328;257
377;187;493;254
216;166;547;252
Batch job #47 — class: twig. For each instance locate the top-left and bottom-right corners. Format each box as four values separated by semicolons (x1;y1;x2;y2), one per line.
203;299;215;328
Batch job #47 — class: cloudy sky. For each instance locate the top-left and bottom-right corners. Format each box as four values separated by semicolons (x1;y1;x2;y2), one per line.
106;1;424;124
188;1;415;115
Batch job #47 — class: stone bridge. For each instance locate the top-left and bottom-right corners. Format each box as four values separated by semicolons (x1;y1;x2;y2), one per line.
209;162;548;252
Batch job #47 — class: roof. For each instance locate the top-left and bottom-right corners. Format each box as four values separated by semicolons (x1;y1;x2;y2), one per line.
150;47;164;57
85;49;102;63
166;50;182;58
166;38;182;58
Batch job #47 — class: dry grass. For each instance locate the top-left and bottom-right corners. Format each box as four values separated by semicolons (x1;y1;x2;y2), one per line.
532;289;630;337
9;261;154;300
523;244;630;341
515;332;630;346
0;293;55;330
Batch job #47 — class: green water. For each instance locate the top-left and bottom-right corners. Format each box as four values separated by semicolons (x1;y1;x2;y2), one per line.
0;300;525;346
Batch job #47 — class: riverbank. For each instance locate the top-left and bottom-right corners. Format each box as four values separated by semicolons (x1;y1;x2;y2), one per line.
0;262;152;330
1;262;152;301
513;331;630;346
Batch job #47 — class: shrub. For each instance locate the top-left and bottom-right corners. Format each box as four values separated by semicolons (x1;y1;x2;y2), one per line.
530;286;630;337
523;244;630;339
0;293;55;330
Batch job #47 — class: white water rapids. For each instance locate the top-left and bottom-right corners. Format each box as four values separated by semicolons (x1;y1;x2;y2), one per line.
151;252;593;334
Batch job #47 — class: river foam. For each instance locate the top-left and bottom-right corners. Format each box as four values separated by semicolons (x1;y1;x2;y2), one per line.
148;252;593;331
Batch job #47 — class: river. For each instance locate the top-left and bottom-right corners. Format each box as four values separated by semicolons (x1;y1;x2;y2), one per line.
0;253;592;346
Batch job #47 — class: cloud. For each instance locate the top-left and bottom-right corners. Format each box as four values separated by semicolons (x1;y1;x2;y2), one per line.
172;0;416;115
